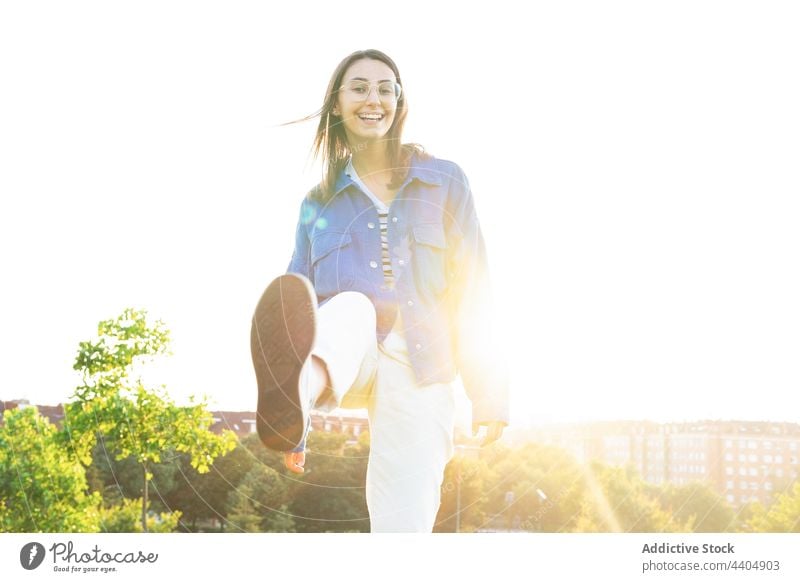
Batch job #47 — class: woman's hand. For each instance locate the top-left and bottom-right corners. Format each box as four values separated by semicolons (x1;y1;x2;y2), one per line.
283;451;306;474
473;421;505;447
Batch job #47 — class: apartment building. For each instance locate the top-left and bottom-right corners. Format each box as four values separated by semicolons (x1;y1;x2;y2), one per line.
516;420;800;506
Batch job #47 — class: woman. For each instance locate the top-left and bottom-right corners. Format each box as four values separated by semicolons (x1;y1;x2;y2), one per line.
250;49;508;532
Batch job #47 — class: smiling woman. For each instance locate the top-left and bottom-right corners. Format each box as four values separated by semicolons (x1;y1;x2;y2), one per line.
250;49;508;533
284;50;420;206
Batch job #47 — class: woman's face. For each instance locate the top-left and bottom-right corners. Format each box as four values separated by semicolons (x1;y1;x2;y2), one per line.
333;58;399;146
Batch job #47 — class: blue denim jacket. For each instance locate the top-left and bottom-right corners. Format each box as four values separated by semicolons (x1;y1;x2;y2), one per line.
287;151;509;435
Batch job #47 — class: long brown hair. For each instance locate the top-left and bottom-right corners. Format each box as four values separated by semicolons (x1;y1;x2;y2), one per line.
285;49;425;203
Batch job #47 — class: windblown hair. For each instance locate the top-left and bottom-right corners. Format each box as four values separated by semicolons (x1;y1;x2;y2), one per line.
283;49;426;203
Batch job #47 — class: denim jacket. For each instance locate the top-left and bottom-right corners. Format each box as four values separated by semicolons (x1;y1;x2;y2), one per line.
287;151;509;428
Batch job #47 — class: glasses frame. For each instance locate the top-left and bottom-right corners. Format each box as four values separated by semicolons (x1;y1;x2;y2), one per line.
338;80;403;104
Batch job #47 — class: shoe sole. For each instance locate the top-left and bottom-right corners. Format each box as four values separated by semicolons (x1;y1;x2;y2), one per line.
251;273;317;451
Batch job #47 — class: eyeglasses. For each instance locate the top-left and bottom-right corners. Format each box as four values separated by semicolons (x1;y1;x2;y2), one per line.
338;80;402;103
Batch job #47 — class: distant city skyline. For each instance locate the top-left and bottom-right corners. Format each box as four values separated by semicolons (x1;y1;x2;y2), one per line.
5;398;795;509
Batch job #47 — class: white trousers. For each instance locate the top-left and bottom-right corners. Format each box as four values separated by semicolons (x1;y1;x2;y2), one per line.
308;292;456;533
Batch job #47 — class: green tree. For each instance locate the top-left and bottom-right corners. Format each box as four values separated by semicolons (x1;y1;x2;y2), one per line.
0;407;102;532
654;482;736;532
90;438;187;529
481;443;585;532
98;497;181;533
746;482;800;532
165;443;256;531
435;453;488;532
573;463;685;532
60;308;237;532
288;431;370;532
226;463;295;532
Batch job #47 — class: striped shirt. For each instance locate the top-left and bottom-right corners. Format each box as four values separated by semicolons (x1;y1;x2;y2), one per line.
344;158;394;285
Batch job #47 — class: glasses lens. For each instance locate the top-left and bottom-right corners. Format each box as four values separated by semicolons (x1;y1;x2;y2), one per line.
343;81;401;103
378;81;401;101
345;81;370;98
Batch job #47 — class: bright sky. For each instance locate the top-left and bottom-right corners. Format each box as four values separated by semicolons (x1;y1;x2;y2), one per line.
1;1;798;428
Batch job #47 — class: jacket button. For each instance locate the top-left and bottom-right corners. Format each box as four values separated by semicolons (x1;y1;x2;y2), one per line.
368;222;375;229
415;343;422;351
398;259;405;266
407;300;414;307
391;216;398;223
369;260;378;268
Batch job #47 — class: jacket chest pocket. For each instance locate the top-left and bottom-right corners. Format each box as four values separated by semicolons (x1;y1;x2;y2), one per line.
411;223;448;297
311;231;355;296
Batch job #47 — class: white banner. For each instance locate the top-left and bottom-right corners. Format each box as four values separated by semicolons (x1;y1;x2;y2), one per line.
1;533;798;581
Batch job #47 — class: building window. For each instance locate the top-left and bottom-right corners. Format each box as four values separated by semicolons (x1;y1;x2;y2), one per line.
726;480;735;490
749;454;758;462
739;467;747;476
725;453;733;461
739;482;748;490
748;440;758;450
750;482;759;490
764;441;773;450
765;482;773;491
776;468;784;477
775;455;783;464
738;454;746;462
725;467;734;476
764;455;773;463
726;494;735;503
725;439;733;449
748;468;758;476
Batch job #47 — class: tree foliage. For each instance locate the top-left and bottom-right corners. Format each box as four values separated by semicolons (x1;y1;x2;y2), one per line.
0;407;102;532
61;307;236;531
572;463;685;532
98;497;181;533
653;482;736;532
746;482;800;532
226;463;294;532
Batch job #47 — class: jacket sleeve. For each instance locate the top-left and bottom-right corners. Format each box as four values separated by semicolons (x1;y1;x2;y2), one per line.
446;163;510;426
286;197;314;281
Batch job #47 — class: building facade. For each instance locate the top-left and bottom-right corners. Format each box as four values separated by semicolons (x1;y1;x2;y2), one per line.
515;420;800;506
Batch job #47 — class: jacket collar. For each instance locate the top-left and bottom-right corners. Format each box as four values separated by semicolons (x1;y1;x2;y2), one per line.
333;151;442;196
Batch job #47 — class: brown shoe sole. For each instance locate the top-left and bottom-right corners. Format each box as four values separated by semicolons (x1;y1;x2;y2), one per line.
251;274;317;451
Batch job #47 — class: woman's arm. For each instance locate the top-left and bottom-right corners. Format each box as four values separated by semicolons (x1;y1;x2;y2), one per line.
446;164;510;432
